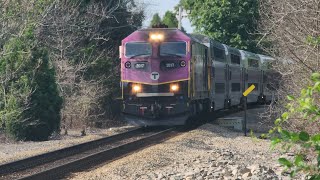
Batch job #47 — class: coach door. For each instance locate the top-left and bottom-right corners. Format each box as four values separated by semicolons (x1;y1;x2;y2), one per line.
229;53;242;106
212;46;227;110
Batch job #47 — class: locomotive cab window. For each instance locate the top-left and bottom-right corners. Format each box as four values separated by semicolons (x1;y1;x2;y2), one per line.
160;42;186;57
231;54;240;65
125;42;152;58
248;59;259;68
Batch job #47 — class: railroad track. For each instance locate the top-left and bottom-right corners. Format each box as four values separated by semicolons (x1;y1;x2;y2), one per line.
0;104;266;180
0;127;180;180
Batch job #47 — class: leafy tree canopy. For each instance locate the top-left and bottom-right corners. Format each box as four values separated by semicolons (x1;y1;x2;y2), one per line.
150;11;180;29
180;0;262;53
162;11;178;28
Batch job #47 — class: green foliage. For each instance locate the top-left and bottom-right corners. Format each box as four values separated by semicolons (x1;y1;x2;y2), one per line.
150;11;179;29
162;11;178;28
0;26;62;141
306;36;320;46
266;73;320;178
180;0;263;53
1;0;144;139
150;13;162;27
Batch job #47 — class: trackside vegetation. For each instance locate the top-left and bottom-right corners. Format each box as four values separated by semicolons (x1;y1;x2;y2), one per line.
0;26;62;141
265;73;320;178
0;0;144;141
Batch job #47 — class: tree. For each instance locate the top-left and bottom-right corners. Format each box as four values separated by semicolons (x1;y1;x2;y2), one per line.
0;26;62;141
180;0;262;53
258;0;320;132
0;0;144;140
150;13;162;27
37;0;145;130
162;11;178;28
259;1;320;177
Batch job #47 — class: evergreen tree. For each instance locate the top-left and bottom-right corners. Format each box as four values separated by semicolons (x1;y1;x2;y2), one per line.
0;26;62;141
162;11;178;28
150;13;162;27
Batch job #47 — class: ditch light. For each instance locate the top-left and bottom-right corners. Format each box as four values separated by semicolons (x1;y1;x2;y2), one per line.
170;84;179;92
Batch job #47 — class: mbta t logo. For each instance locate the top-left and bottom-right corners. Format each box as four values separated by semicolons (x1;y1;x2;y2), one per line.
150;72;160;80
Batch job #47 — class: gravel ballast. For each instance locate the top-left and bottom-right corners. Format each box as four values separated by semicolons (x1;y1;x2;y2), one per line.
67;124;301;180
67;108;305;180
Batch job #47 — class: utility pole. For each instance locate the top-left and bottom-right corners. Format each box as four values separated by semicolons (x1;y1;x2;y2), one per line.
178;6;182;30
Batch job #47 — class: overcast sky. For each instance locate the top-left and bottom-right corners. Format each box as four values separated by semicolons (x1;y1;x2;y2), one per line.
137;0;194;33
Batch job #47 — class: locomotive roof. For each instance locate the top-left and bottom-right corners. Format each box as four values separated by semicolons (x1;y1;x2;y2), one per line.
134;28;204;43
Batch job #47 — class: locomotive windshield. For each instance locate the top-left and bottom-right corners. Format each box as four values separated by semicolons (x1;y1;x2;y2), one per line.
160;42;186;57
125;42;152;58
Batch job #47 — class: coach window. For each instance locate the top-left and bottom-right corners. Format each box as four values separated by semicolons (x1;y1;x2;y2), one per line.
215;83;225;94
248;59;259;68
213;47;225;62
231;83;241;92
160;42;186;57
125;42;152;58
231;54;240;65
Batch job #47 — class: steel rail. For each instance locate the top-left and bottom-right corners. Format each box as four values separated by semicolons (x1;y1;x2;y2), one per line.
0;127;143;176
17;128;178;180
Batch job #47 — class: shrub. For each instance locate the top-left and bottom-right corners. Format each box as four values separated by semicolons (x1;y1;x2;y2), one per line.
267;73;320;178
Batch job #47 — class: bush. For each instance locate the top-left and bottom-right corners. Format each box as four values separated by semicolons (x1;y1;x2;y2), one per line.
267;73;320;178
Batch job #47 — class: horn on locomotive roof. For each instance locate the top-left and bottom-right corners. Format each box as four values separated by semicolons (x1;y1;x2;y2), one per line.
152;23;169;28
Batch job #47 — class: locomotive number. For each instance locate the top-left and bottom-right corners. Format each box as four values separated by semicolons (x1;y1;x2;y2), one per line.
165;63;175;68
135;63;145;69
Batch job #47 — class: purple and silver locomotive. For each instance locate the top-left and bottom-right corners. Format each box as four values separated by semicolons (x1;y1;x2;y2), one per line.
119;28;211;126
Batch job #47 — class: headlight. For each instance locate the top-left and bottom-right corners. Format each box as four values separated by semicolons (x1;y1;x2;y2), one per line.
170;84;179;92
150;33;164;41
132;84;141;93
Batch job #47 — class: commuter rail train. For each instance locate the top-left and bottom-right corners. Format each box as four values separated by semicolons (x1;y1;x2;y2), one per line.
119;28;278;126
